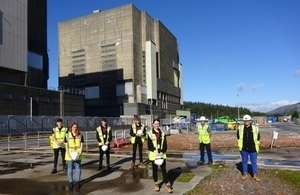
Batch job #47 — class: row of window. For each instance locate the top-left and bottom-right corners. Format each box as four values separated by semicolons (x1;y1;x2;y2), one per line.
0;92;60;103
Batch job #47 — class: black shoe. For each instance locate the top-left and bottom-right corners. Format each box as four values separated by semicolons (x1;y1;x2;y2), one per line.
107;165;111;171
208;161;213;165
75;182;81;189
197;161;205;166
69;182;73;189
97;165;102;170
51;168;57;174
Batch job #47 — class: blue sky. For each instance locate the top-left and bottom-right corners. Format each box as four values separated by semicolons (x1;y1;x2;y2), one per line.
47;0;300;112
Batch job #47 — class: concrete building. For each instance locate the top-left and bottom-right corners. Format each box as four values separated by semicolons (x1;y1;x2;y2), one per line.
58;4;183;117
0;0;84;116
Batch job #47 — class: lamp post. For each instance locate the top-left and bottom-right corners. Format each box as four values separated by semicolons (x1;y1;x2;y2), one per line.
237;93;240;120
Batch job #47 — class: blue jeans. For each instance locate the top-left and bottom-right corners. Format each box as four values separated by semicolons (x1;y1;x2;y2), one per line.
240;150;258;174
67;160;81;183
199;143;213;162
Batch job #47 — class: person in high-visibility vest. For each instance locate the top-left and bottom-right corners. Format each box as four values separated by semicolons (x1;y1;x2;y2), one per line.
96;117;112;170
147;118;172;193
129;115;147;169
64;122;84;190
51;118;68;174
237;114;261;182
197;116;213;165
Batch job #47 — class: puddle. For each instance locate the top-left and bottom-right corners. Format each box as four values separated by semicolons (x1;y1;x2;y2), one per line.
186;161;198;168
263;159;300;166
183;152;239;161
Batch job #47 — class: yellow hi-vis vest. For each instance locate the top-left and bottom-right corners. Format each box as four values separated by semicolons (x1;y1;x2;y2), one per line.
130;123;146;144
96;126;111;146
237;125;260;153
52;127;68;149
147;130;167;161
65;132;83;161
198;124;210;144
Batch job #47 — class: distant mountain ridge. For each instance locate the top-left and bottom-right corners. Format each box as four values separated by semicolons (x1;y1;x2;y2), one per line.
267;102;300;115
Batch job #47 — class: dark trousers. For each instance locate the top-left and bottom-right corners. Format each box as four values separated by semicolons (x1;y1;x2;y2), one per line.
132;141;143;163
152;160;168;184
199;143;213;163
53;148;66;169
99;145;110;166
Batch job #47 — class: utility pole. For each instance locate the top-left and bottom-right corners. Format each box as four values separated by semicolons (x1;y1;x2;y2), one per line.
237;93;240;119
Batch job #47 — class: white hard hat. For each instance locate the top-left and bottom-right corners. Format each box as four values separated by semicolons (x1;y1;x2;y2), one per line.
199;116;206;121
101;145;108;151
243;114;252;121
137;129;143;135
71;151;79;161
154;157;164;166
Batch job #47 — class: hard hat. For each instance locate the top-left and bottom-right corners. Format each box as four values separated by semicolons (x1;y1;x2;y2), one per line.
71;151;79;161
199;116;206;121
243;114;252;121
136;130;143;135
154;157;164;166
101;144;108;152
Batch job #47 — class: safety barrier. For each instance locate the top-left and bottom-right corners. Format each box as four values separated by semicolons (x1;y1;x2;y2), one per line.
113;129;131;148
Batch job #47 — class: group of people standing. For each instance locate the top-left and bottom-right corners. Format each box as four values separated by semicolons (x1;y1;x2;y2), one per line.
197;114;261;182
50;116;173;193
50;113;261;192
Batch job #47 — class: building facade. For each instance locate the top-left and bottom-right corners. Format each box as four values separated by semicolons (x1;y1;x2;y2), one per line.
58;4;183;117
0;0;84;116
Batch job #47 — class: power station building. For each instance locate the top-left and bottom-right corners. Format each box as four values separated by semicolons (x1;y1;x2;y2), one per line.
58;4;183;117
0;0;84;116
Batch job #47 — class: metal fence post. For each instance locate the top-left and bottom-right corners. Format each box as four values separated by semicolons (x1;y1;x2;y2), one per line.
7;133;11;152
37;131;40;147
23;132;27;150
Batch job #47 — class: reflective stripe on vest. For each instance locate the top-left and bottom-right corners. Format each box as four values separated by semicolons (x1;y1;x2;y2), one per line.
130;123;146;144
237;125;260;153
96;126;111;146
198;124;210;144
147;130;167;161
65;132;83;161
52;127;68;148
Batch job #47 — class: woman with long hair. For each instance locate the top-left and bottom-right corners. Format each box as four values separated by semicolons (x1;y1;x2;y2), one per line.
64;122;84;190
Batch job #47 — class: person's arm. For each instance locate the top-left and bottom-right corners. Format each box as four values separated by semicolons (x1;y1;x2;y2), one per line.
207;125;212;138
257;127;260;141
147;133;155;152
79;135;84;155
96;128;101;142
161;134;167;154
107;128;112;143
237;128;240;139
142;125;147;136
64;136;70;158
130;124;135;137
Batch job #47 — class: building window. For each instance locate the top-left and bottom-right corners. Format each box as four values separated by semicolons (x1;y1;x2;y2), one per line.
0;92;12;100
116;82;133;96
71;49;86;75
85;86;100;99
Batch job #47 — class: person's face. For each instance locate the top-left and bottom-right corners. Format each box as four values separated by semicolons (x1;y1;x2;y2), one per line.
57;122;62;128
101;120;107;126
135;119;140;125
200;120;205;124
153;121;160;129
71;124;78;132
244;120;251;126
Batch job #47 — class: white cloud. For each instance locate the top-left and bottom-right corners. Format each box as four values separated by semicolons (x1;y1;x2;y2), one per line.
243;100;299;113
294;68;300;77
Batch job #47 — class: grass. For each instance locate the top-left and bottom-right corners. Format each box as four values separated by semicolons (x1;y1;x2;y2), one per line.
262;169;300;189
149;172;195;182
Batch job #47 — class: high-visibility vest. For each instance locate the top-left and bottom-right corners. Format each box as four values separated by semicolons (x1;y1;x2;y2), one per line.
130;123;146;144
52;127;68;149
237;125;260;153
198;124;210;144
96;126;111;146
65;132;83;161
147;130;167;161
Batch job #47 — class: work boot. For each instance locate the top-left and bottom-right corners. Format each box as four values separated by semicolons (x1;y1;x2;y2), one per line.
138;162;146;169
241;172;248;180
165;183;173;193
207;161;213;165
154;182;160;191
129;162;135;170
75;181;81;189
197;161;204;166
69;182;73;189
51;168;57;174
253;174;261;182
107;165;111;171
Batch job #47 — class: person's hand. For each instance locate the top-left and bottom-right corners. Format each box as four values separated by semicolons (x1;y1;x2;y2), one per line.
105;142;109;145
159;152;163;157
154;151;159;156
